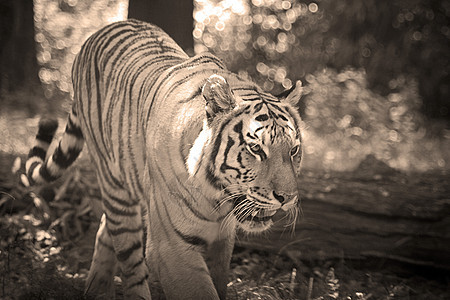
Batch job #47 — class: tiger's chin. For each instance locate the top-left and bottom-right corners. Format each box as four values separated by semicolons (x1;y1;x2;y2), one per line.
237;219;273;233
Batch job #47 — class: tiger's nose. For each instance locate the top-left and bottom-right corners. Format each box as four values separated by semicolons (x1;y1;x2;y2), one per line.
273;191;299;211
273;191;298;203
273;191;286;203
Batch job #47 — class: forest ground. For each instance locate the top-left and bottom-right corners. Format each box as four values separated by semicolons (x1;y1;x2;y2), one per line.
0;112;449;299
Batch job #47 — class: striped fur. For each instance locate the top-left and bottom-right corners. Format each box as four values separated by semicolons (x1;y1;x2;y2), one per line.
23;19;303;299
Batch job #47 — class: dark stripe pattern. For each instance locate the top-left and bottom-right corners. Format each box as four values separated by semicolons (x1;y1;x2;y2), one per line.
23;19;303;299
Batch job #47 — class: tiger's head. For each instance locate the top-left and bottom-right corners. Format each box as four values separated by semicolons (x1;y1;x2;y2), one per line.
187;74;303;233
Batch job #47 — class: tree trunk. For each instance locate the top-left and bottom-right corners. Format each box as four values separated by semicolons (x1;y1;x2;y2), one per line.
128;0;194;55
0;0;41;95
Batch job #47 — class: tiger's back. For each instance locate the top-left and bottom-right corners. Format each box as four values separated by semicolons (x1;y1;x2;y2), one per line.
72;20;187;193
24;19;304;299
73;20;231;199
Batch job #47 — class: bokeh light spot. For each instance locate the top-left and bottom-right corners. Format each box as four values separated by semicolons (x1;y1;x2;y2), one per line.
215;21;225;31
308;3;318;13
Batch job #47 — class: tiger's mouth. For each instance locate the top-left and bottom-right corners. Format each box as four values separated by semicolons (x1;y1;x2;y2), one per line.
245;209;277;222
232;195;278;229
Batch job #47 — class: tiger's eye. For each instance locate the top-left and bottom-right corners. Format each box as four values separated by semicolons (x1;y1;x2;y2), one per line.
290;145;300;156
250;143;261;152
247;143;263;156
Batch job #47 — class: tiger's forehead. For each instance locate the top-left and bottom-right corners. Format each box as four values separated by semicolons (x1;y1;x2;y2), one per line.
244;100;298;143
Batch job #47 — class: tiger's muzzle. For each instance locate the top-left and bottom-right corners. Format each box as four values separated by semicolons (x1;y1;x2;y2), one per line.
231;190;299;232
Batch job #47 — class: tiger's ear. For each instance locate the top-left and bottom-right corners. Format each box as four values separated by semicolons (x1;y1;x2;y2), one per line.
279;80;303;106
202;74;235;120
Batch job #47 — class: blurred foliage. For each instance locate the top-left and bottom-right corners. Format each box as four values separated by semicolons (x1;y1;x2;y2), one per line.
194;0;450;171
194;0;449;117
28;0;449;171
33;0;127;107
301;68;446;171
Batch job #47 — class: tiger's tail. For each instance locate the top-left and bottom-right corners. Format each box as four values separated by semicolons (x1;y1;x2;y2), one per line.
21;108;84;186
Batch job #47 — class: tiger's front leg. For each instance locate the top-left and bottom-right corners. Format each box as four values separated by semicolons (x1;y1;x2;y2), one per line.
148;238;221;299
146;216;235;300
206;236;235;300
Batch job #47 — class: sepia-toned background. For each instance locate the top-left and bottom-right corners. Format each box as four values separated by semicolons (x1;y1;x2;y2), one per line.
0;1;449;299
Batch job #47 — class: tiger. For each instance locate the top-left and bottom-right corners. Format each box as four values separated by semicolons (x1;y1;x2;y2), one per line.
22;19;303;299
